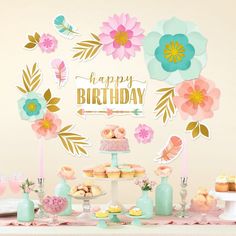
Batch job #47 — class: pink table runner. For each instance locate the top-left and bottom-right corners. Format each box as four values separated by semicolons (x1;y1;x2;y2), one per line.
0;209;235;226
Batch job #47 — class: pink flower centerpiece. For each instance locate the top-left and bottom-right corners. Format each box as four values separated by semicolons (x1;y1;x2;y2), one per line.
135;176;156;191
134;124;154;144
99;13;144;60
38;34;57;53
43;196;67;224
173;76;220;120
155;165;172;177
32;112;61;139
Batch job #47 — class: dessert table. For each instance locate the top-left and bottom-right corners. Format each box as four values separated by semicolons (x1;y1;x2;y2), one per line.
0;204;235;236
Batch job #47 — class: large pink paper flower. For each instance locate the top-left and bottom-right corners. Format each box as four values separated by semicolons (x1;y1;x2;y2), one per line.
32;112;61;139
134;124;154;144
99;13;144;60
173;76;220;121
38;34;57;53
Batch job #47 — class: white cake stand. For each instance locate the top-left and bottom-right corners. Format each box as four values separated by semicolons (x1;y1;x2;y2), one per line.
210;190;236;220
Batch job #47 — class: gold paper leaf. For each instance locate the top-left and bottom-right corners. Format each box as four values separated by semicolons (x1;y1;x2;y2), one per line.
192;124;200;138
34;32;40;43
16;86;27;93
47;105;59;112
24;42;36;49
58;129;89;156
49;97;60;105
32;63;37;74
44;89;51;102
59;125;73;133
17;64;41;93
72;33;102;60
31;79;41;91
200;124;209;137
154;87;175;124
186;122;197;131
28;35;36;43
157;87;174;92
91;33;100;41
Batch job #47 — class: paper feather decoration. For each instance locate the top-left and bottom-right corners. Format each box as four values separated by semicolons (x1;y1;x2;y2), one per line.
154;136;183;163
54;15;79;39
51;59;68;87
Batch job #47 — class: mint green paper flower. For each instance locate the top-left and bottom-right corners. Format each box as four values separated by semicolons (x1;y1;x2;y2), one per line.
18;92;47;121
143;17;207;85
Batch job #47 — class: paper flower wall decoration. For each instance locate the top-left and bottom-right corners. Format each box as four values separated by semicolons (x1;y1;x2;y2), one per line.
143;17;207;85
18;92;47;121
17;63;88;156
51;58;68;87
134;124;154;144
24;32;57;53
72;13;144;61
154;136;182;163
145;17;220;139
54;15;79;39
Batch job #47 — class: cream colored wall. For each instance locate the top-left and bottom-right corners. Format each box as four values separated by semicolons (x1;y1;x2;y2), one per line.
1;0;236;204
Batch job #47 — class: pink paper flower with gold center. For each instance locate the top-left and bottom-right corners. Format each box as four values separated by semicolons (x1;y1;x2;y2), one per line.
99;13;144;60
32;112;61;139
134;124;154;144
173;76;220;120
38;34;57;53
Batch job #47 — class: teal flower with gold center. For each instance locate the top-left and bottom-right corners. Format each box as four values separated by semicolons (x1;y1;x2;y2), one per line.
155;34;195;72
143;17;207;85
18;92;47;121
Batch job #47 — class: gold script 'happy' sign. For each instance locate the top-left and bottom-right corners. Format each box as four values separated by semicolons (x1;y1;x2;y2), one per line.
76;72;146;116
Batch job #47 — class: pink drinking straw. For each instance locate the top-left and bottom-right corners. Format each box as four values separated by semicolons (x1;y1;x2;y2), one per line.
39;138;44;179
181;138;188;177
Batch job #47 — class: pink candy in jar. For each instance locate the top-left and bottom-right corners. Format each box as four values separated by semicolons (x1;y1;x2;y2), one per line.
43;196;67;215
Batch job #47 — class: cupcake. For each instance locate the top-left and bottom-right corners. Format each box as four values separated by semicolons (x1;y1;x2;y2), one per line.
134;167;145;177
95;210;109;218
108;205;122;213
120;168;135;178
215;175;229;192
106;167;120;179
83;167;94;177
228;176;236;191
129;207;142;216
93;167;106;178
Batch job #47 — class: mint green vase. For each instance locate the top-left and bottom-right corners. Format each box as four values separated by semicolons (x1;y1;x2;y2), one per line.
136;190;153;219
155;177;173;216
17;193;35;222
55;178;72;216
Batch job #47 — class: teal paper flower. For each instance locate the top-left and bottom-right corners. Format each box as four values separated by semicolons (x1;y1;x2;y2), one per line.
143;17;207;85
18;92;47;121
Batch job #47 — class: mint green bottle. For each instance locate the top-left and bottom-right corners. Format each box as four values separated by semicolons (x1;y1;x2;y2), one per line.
136;190;153;219
155;177;173;216
55;178;72;216
17;193;35;222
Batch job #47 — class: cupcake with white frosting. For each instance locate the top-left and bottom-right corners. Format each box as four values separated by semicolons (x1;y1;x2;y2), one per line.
215;175;229;192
